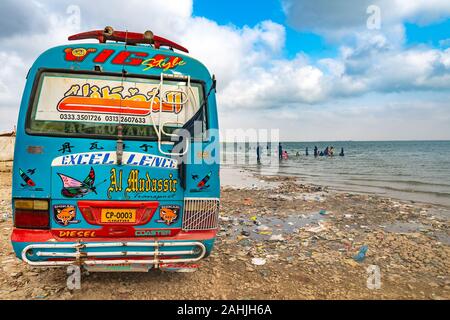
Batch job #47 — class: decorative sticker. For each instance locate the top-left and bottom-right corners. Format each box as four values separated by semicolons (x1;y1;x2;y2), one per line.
56;230;97;238
33;74;200;127
58;142;75;153
157;205;180;225
190;171;212;192
18;168;43;191
53;204;80;226
64;48;97;62
135;228;179;237
107;168;178;199
89;142;104;150
63;48;185;71
51;151;177;169
58;167;104;198
142;54;186;71
19;168;36;187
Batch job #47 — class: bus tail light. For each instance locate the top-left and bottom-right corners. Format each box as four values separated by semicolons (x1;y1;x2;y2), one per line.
182;198;220;231
79;207;95;224
14;199;50;229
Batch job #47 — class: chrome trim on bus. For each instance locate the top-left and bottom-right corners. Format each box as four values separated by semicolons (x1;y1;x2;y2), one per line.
21;241;206;267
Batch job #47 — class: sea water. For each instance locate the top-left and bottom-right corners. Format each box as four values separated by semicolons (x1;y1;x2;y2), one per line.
222;141;450;208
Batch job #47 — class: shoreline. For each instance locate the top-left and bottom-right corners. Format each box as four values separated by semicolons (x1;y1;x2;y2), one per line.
221;165;450;213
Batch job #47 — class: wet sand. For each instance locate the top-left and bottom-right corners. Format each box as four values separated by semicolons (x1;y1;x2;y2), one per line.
0;165;449;299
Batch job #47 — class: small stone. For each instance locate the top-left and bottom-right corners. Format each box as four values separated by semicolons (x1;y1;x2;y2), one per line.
117;287;132;294
241;230;250;237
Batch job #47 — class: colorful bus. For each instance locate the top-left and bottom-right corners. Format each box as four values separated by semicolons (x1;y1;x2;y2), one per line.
11;27;220;272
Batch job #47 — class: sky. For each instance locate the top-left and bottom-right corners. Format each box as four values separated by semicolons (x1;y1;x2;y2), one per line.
0;0;449;141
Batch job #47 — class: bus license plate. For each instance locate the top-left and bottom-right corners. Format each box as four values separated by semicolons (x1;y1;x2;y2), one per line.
101;208;136;223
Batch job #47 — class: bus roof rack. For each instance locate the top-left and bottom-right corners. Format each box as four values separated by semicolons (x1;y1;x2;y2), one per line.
68;26;189;53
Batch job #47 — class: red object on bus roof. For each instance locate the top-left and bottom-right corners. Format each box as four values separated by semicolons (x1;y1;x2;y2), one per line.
68;27;189;53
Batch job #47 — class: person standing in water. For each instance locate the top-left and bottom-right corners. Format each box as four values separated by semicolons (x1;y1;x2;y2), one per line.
256;144;261;164
306;147;309;156
278;143;283;160
314;146;318;157
324;146;329;156
339;147;345;156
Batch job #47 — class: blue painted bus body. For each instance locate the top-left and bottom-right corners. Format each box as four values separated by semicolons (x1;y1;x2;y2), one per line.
11;42;220;271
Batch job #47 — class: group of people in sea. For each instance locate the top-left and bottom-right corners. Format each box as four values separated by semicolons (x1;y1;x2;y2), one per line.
312;145;345;157
256;143;345;163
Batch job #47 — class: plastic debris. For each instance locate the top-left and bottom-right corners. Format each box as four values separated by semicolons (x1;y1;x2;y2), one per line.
353;245;368;262
304;222;327;233
319;209;328;215
251;258;266;266
257;225;271;231
300;193;326;202
250;216;257;221
269;234;285;241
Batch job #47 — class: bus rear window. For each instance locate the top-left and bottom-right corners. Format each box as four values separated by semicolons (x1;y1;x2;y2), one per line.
27;71;206;140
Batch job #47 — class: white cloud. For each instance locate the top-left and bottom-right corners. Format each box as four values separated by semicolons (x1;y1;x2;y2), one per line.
282;0;450;37
182;18;285;89
0;0;449;140
0;0;286;129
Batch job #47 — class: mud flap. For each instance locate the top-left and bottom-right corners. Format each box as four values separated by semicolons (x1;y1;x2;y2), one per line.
84;264;152;272
159;263;199;272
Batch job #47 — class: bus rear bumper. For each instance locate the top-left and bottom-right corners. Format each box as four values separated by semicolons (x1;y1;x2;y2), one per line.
11;230;216;272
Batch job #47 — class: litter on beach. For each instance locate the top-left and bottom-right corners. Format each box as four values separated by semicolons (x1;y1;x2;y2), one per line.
269;234;285;241
353;245;368;262
304;222;328;233
257;225;271;231
299;193;326;202
251;258;267;266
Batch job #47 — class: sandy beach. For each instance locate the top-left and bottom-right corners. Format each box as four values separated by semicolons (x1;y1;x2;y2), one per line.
0;164;449;299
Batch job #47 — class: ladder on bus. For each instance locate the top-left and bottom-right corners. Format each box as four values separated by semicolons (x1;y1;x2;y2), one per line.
149;73;198;156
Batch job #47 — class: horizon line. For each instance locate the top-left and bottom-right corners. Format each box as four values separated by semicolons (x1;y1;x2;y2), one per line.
222;139;450;143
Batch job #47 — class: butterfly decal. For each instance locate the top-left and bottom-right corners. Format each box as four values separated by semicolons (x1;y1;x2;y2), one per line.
58;167;97;198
